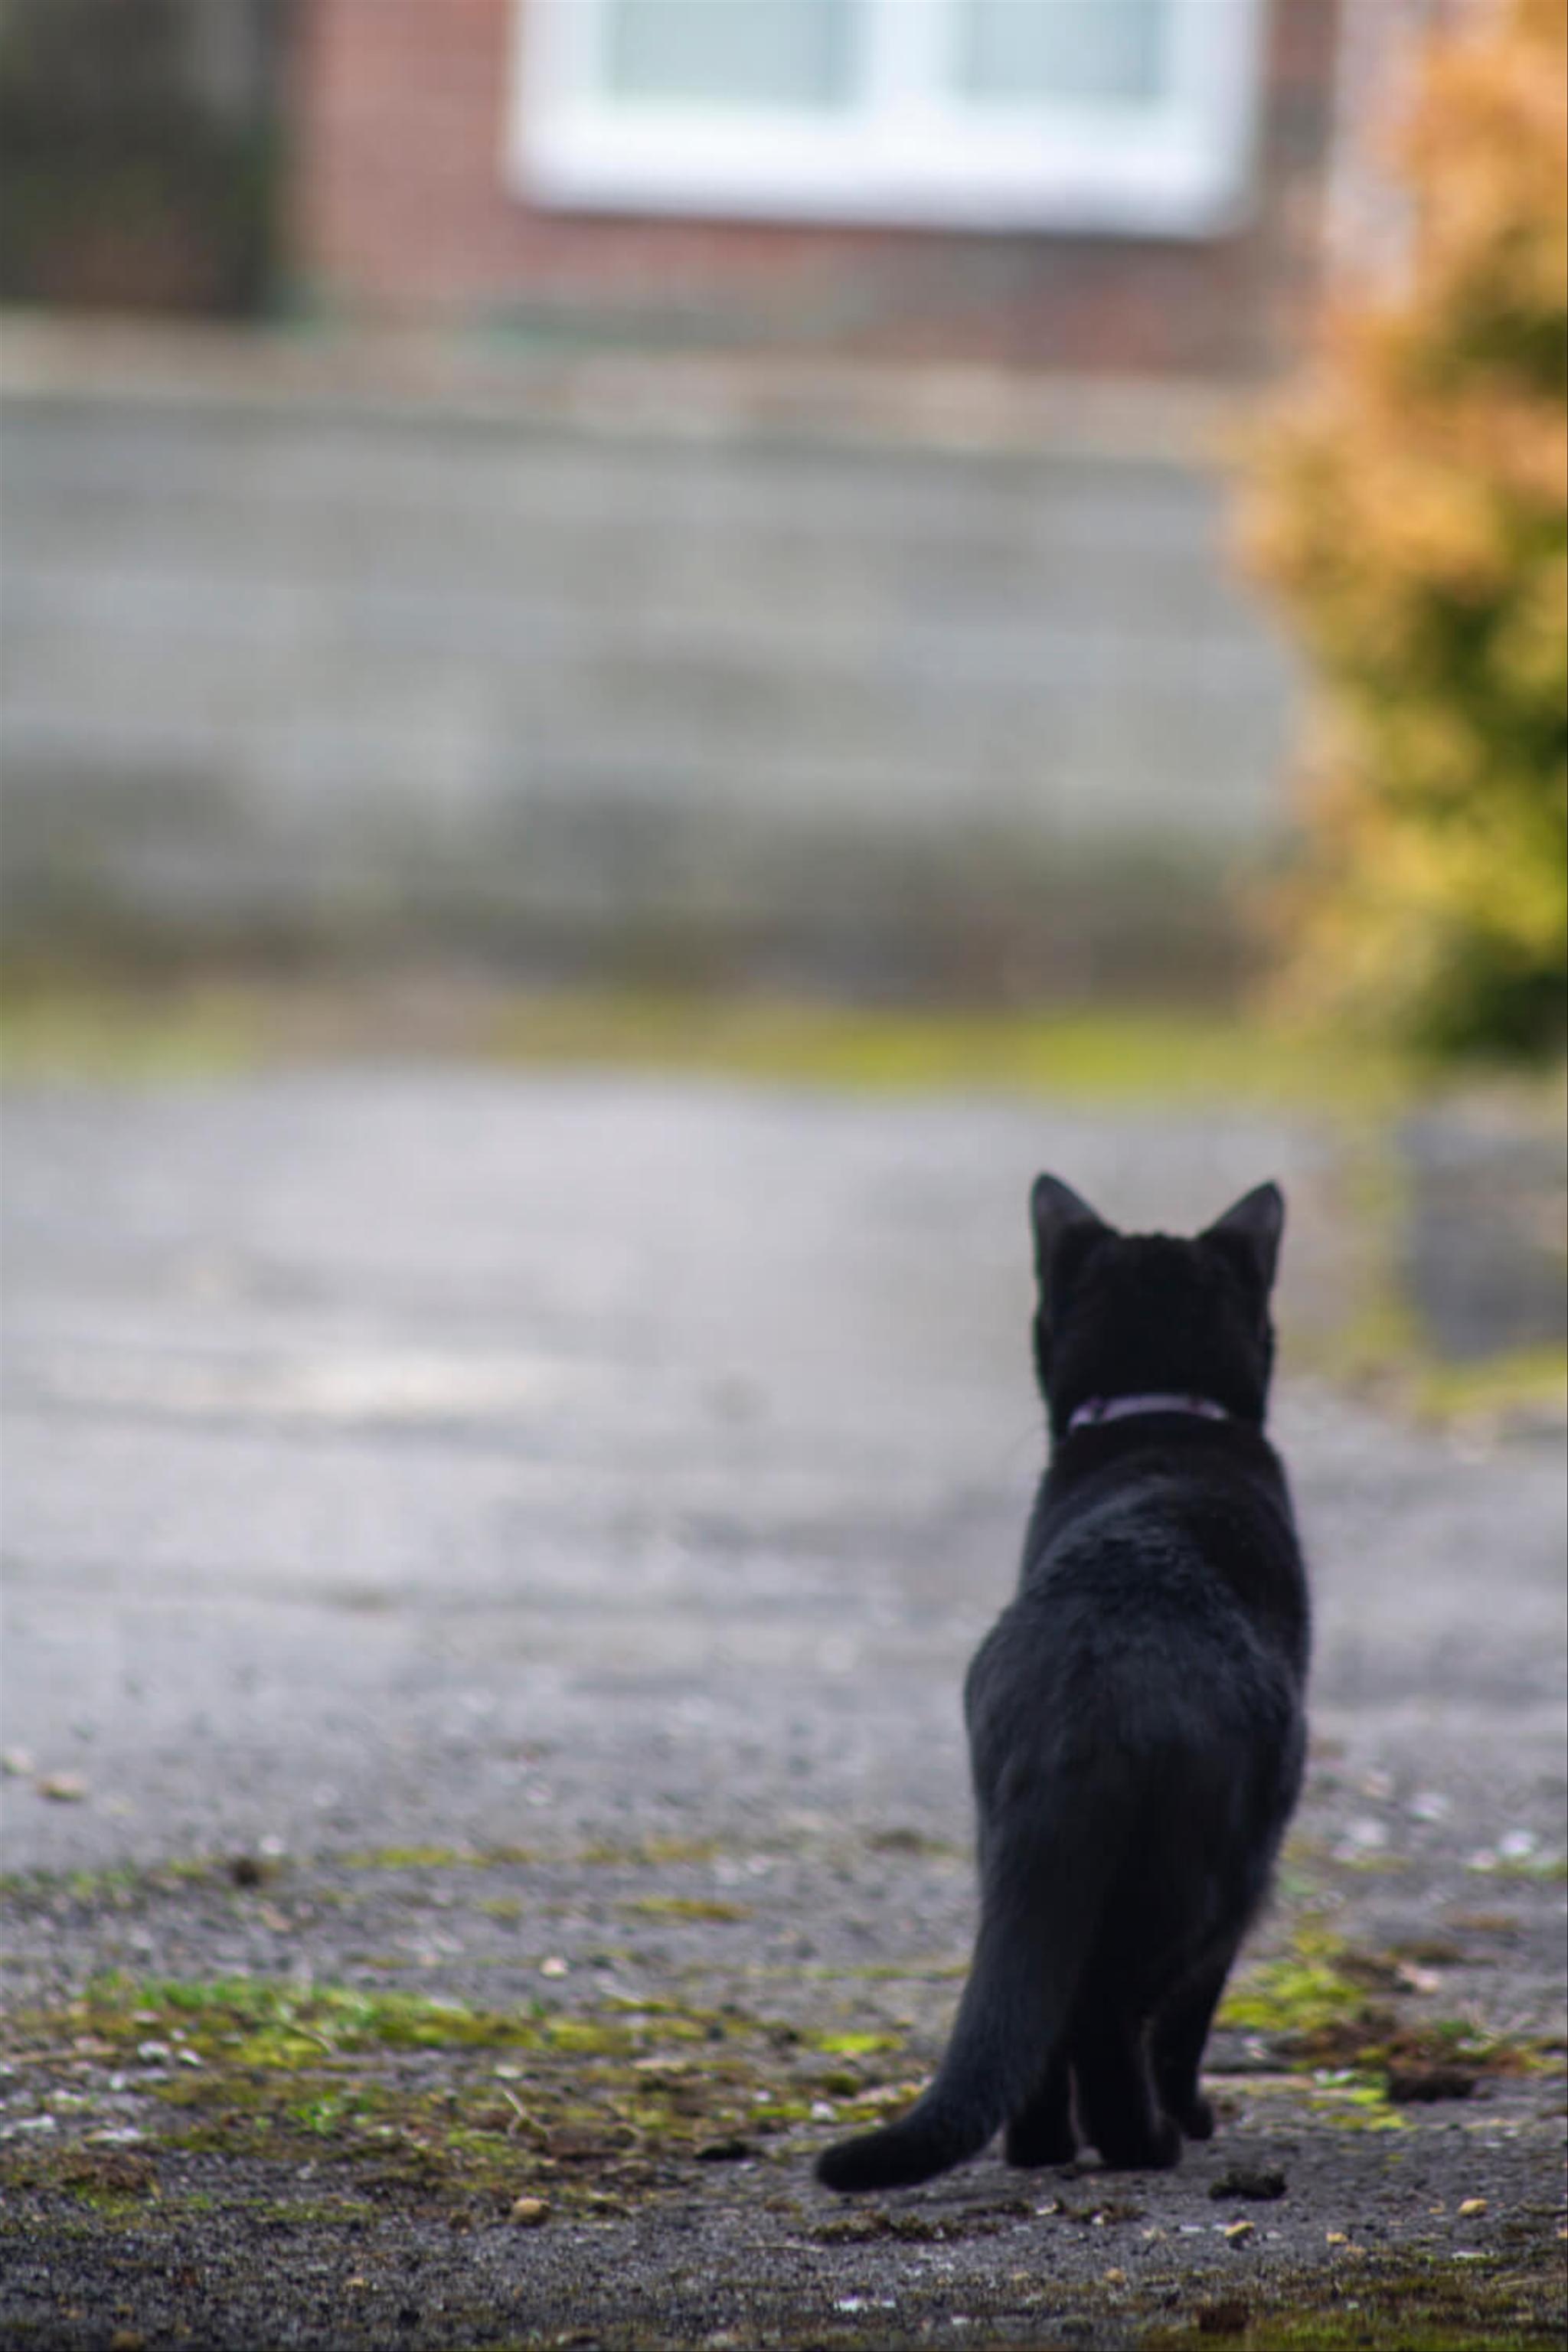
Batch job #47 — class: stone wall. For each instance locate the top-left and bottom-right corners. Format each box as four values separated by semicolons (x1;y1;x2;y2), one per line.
1;328;1295;993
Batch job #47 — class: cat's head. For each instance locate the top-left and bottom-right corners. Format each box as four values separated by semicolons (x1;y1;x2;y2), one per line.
1029;1175;1285;1438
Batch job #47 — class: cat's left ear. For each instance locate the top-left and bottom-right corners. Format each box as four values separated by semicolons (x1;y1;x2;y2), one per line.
1031;1174;1112;1313
1203;1182;1285;1294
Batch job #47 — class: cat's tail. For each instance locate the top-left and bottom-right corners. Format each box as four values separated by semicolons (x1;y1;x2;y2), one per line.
814;1802;1120;2194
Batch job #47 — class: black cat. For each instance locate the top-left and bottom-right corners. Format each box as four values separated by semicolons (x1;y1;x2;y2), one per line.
816;1175;1309;2193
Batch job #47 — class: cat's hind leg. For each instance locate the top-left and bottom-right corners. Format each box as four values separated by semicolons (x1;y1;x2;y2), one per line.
1071;1998;1181;2171
1153;1952;1233;2142
1003;2046;1077;2168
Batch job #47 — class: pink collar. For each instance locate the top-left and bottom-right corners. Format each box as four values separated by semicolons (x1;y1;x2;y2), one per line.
1068;1392;1230;1432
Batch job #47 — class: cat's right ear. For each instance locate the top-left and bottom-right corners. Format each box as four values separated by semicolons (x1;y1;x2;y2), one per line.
1204;1181;1285;1295
1030;1174;1110;1314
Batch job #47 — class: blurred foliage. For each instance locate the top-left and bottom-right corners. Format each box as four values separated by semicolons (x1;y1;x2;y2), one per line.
0;0;285;314
1245;0;1567;1057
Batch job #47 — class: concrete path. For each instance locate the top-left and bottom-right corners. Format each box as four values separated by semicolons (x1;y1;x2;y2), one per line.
2;1070;1563;2348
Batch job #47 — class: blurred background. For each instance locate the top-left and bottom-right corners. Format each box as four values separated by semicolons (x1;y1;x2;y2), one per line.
0;0;1442;990
0;0;1563;1359
4;28;1567;2333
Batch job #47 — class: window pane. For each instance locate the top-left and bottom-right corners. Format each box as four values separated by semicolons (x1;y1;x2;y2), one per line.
603;0;858;109
955;0;1168;105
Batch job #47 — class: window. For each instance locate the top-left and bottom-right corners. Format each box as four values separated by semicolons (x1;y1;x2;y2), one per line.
511;0;1266;236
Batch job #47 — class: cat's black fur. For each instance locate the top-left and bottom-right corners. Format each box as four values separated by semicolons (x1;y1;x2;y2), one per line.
816;1176;1309;2193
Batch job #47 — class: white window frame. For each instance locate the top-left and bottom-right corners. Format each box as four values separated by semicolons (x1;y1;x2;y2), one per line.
508;0;1267;237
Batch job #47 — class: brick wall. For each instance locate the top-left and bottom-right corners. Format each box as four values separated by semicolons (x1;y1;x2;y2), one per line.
290;0;1341;376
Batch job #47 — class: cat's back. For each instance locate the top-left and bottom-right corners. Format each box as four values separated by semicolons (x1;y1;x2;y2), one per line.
1029;1433;1304;1638
969;1436;1307;1773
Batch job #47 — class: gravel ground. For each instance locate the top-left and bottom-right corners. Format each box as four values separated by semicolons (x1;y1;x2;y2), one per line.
2;1068;1564;2350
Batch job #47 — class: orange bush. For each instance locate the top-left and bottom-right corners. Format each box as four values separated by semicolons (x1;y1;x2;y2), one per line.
1244;0;1566;1054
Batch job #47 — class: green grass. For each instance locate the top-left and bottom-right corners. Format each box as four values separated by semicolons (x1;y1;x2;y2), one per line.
481;991;1426;1110
0;972;1427;1109
1412;1345;1568;1426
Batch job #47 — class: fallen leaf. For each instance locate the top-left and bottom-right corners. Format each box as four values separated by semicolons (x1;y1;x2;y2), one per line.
63;2153;158;2197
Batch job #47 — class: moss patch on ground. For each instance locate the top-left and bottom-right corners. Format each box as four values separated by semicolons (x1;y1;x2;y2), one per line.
1220;1921;1555;2121
1142;2252;1565;2348
0;1971;913;2226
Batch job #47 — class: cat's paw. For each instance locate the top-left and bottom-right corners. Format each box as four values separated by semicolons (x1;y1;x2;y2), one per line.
1094;2112;1183;2172
1004;2115;1078;2168
1171;2091;1216;2141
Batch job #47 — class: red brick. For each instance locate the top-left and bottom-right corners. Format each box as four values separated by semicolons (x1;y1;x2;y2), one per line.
289;0;1346;374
